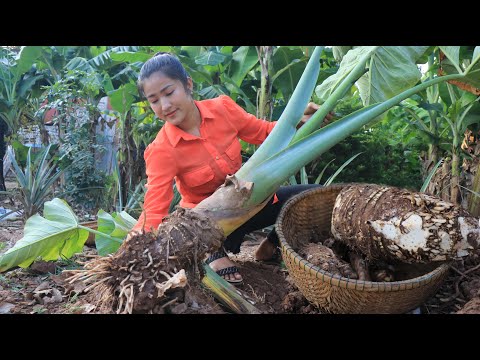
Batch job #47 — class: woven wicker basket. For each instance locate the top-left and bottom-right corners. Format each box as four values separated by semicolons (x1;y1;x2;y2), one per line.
276;184;450;314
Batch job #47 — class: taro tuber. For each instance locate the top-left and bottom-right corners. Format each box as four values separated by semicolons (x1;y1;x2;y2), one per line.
298;242;357;279
331;183;480;263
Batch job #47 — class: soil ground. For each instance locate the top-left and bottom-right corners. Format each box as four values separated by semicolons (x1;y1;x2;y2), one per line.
2;221;480;315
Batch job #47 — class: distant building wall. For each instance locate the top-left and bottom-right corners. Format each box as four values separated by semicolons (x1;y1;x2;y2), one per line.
17;124;59;146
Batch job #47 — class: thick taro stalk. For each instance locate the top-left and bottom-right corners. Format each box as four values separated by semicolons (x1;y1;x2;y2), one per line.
331;184;480;264
65;47;467;313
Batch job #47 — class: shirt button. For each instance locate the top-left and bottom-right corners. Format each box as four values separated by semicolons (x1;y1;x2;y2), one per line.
215;156;219;160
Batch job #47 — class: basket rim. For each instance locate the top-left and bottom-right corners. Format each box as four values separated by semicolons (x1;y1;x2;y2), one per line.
276;184;451;292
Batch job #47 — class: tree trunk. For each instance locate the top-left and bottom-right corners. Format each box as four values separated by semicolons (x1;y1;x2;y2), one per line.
425;144;439;195
450;128;462;205
451;152;461;205
36;117;50;146
440;159;451;201
0;120;7;192
256;46;273;120
468;162;480;216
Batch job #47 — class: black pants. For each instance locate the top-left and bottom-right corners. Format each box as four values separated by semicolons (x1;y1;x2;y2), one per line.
223;184;322;254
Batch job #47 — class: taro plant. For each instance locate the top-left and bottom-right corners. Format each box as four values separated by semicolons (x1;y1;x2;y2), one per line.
387;49;480;203
62;45;476;314
2;46;478;314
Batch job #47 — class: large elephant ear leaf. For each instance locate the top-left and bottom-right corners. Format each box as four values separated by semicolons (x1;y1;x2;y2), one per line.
439;46;480;90
472;47;480;67
317;46;429;105
439;46;460;70
356;46;430;105
315;46;377;102
438;46;463;81
15;46;43;76
332;46;353;62
108;82;138;114
95;210;136;256
0;198;88;272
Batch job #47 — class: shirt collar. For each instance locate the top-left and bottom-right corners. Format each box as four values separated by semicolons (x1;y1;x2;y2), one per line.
164;100;214;147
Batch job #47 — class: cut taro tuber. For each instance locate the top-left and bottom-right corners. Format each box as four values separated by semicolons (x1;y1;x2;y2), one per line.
331;183;480;263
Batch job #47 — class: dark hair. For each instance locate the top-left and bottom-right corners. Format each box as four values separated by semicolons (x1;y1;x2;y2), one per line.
137;52;190;97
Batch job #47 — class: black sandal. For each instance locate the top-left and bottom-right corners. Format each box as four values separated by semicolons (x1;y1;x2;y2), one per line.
205;248;243;285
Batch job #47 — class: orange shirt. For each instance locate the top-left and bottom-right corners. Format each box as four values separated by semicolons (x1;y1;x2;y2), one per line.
132;95;277;232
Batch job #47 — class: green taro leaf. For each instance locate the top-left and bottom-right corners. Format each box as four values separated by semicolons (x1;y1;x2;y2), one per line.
472;47;480;67
15;46;42;76
180;46;202;58
439;46;461;71
356;46;429;105
0;198;88;272
316;47;377;102
332;46;353;62
463;46;480;89
95;210;136;256
316;46;429;106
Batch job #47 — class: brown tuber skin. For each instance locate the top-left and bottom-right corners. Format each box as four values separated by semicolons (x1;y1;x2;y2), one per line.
331;184;480;263
299;243;357;279
348;252;370;281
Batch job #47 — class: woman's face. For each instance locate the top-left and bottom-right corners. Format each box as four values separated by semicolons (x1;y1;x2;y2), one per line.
143;71;194;127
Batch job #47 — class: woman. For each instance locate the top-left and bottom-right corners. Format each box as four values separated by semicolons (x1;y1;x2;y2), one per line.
129;51;331;284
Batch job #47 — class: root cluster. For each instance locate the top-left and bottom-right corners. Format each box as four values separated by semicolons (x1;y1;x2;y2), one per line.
65;208;225;313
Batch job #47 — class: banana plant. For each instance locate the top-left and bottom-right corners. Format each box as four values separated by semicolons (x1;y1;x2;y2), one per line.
0;47;45;191
439;86;480;203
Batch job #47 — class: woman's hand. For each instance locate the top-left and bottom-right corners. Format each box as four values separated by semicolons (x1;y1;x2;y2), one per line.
297;102;334;129
125;230;141;242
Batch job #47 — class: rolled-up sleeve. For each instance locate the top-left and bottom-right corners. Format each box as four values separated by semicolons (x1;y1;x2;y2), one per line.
220;95;276;144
